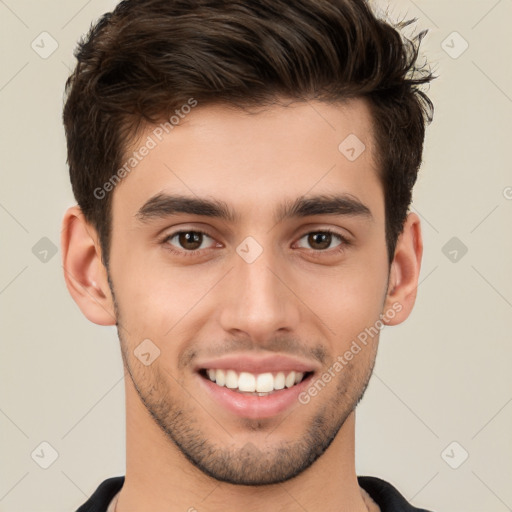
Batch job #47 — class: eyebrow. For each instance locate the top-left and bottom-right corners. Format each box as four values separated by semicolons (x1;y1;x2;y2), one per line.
135;192;373;224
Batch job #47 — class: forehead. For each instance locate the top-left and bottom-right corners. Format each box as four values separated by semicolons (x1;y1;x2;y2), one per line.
112;98;382;223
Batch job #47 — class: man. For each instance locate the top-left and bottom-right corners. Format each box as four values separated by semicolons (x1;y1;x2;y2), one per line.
61;0;436;510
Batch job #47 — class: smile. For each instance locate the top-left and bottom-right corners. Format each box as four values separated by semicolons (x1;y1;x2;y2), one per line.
200;369;310;396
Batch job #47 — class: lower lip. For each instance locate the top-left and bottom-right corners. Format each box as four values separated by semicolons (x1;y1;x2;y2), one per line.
197;373;313;419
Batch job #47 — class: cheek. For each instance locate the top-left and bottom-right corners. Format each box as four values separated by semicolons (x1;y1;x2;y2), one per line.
296;259;388;343
109;246;216;346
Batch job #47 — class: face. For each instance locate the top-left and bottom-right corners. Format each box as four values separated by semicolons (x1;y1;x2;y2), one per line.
107;98;390;485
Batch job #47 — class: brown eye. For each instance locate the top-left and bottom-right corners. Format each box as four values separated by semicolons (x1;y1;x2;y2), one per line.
178;231;202;250
296;231;344;251
166;231;214;251
308;232;332;250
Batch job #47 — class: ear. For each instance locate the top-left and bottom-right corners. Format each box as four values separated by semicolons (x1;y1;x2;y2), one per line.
60;205;116;326
382;212;423;326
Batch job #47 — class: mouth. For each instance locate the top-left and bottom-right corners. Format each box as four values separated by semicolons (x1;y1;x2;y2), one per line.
199;368;313;396
194;355;318;419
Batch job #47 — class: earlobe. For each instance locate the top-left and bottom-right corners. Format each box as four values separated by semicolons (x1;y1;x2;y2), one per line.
60;205;116;326
382;212;423;326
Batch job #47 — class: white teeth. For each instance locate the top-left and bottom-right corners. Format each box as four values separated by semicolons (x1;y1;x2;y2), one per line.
256;373;274;393
205;369;307;393
215;369;226;387
225;370;238;389
238;372;256;392
285;371;296;388
274;372;285;390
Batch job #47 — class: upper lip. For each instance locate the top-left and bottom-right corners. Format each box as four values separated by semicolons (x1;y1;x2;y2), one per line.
194;354;320;374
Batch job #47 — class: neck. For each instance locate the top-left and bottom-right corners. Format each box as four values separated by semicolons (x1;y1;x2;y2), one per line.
116;381;370;512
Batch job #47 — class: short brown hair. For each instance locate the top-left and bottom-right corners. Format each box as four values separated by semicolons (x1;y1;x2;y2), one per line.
63;0;435;269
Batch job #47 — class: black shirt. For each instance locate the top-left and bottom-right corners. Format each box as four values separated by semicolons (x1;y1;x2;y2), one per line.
75;475;434;511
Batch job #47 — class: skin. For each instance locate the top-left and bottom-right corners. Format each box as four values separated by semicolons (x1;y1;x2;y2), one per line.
61;97;422;512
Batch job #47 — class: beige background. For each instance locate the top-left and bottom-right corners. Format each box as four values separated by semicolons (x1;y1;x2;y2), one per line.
1;0;511;511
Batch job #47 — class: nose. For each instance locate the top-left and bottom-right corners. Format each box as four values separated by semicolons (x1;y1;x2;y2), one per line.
218;241;301;344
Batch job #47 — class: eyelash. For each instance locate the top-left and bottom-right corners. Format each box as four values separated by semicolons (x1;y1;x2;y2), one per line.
161;228;351;257
296;229;351;258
